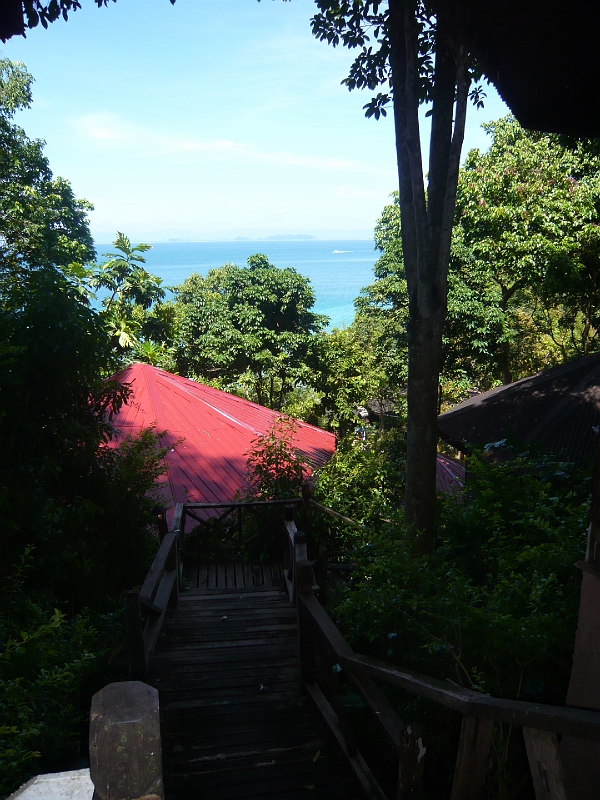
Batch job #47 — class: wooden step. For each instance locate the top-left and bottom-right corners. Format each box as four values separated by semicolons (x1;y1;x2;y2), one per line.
150;584;364;799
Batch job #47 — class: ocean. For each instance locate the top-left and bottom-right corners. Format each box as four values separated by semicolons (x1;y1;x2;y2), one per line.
96;239;379;330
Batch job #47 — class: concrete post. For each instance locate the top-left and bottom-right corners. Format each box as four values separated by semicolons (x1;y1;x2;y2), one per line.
89;681;163;800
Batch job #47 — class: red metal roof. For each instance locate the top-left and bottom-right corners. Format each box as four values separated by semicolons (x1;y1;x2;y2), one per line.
436;453;465;495
108;363;336;520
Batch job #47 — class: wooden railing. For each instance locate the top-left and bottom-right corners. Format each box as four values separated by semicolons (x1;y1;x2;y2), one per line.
176;497;303;553
125;498;303;679
125;530;180;681
290;506;600;800
128;496;600;800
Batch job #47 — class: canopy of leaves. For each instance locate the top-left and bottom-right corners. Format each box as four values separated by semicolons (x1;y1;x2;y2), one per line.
174;254;328;410
0;59;169;793
0;60;94;278
455;116;600;380
90;232;169;360
311;1;485;119
357;118;600;406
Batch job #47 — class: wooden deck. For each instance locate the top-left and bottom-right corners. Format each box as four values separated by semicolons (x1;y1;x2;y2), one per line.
185;560;285;592
150;580;363;799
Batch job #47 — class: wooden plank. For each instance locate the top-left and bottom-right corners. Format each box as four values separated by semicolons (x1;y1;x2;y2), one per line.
172;503;184;532
262;563;273;588
208;563;217;589
226;562;235;588
165;611;296;624
140;533;176;602
244;561;254;587
144;568;177;661
184;498;302;510
235;562;245;588
309;500;363;529
340;652;600;741
304;681;388;800
218;564;226;588
450;715;493;800
162;691;303;712
523;727;567;800
285;519;297;545
398;723;425;800
197;562;208;590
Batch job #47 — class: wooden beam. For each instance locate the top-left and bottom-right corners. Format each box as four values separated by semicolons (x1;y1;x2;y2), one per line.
450;715;493;800
523;727;567;800
342;653;600;741
310;500;364;529
304;680;388;800
140;533;176;603
398;723;425;800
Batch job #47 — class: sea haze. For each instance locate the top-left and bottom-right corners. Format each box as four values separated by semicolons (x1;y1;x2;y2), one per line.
99;239;379;330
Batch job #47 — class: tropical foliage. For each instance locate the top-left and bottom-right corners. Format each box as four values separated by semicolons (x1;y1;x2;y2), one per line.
352;118;600;410
0;59;167;795
173;254;327;409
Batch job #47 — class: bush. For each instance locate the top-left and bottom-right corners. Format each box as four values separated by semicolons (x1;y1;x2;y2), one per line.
0;548;101;796
313;427;406;548
330;447;589;797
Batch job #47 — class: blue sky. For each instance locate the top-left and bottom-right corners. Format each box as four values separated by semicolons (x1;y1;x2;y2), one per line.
2;0;509;242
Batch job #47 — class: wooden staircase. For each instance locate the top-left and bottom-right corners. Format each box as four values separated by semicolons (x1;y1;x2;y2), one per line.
151;583;363;800
120;501;600;800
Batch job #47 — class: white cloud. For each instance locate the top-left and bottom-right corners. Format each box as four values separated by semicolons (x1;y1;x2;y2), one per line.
71;112;395;177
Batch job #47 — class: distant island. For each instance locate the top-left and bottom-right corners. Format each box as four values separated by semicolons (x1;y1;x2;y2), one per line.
263;234;317;241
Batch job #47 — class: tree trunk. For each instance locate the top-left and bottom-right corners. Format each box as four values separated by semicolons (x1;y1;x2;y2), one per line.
389;0;469;551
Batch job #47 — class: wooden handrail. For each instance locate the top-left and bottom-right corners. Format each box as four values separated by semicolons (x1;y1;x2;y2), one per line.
294;570;598;799
126;527;179;681
140;533;177;603
344;653;600;742
310;499;364;529
183;497;303;510
298;590;600;741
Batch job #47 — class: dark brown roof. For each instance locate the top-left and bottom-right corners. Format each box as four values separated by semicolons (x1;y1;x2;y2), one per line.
438;353;600;463
432;0;600;136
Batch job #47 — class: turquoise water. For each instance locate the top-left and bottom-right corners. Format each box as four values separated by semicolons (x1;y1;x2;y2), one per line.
98;240;378;330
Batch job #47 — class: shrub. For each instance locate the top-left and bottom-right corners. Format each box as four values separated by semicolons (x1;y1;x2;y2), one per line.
331;447;589;797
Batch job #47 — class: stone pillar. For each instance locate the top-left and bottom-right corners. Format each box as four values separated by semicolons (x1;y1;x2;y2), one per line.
89;681;163;800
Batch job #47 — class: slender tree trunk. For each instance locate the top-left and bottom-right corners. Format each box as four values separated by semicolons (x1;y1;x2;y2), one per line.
389;0;469;551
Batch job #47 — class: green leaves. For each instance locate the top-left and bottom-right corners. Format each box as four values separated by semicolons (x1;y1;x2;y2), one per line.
174;255;327;410
244;416;306;500
0;60;33;118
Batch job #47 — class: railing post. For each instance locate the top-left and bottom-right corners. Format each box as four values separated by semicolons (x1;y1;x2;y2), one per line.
296;559;316;685
397;723;425;800
152;505;168;543
124;591;146;681
301;480;314;556
317;546;328;604
450;715;493;800
167;536;179;609
172;503;184;588
172;502;184;549
524;727;567;800
89;681;163;800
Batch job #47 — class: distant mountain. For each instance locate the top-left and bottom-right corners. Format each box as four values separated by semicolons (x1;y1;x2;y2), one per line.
262;234;317;241
233;236;252;241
